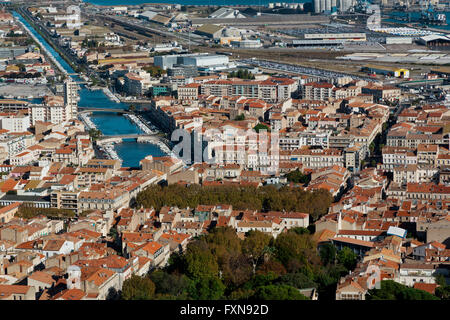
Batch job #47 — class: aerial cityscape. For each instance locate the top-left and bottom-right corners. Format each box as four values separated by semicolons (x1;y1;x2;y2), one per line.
0;0;449;305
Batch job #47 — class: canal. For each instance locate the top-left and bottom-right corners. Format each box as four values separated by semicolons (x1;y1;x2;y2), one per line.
13;11;167;167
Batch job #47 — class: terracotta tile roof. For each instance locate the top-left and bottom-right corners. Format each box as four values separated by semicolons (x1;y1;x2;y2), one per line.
135;241;162;255
52;288;86;300
0;285;32;297
332;237;375;248
413;283;438;294
28;271;55;285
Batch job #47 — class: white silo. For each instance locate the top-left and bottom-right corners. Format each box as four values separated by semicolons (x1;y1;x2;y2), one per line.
339;0;351;12
314;0;321;13
320;0;326;12
331;0;337;10
325;0;332;11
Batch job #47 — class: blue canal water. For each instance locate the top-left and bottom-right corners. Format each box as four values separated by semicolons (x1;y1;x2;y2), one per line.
78;87;128;110
90;112;142;135
115;140;166;166
13;11;167;167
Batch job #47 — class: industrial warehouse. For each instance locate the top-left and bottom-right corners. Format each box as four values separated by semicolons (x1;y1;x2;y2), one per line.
289;32;367;47
154;53;232;71
362;64;410;78
418;34;450;50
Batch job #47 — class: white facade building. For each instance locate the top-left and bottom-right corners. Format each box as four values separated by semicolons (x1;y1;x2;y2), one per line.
0;114;30;132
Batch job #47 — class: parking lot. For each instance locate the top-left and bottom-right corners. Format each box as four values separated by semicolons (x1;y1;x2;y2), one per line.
240;58;374;81
0;83;53;99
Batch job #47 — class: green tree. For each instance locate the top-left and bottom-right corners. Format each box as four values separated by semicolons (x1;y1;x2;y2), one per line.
435;285;450;300
17;206;75;219
144;65;166;77
337;247;357;271
319;243;336;266
276;273;317;289
242;230;272;275
149;270;191;298
290;227;310;235
229;69;255;80
256;259;287;276
253;123;271;133
108;226;119;242
135;184;332;220
234;114;245;121
184;242;219;279
367;280;440;300
274;232;320;273
253;285;309;300
435;274;447;286
121;275;155;300
228;288;255;300
369;142;375;154
188;276;225;300
128;104;136;113
88;128;102;141
286;170;310;184
220;251;253;287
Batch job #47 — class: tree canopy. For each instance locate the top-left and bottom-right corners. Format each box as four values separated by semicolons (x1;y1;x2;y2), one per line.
229;69;255;80
367;280;440;300
144;65;166;78
136;184;332;221
286;170;310;184
119;227;372;300
17;206;76;219
121;275;155;300
253;284;309;300
253;123;271;133
337;247;358;271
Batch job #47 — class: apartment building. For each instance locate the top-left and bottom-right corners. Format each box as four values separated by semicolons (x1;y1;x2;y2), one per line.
50;190;80;211
393;165;438;185
200;77;296;102
0;112;30;132
286;147;344;169
177;83;200;101
382;146;417;171
279;130;331;150
76;167;113;187
303;82;334;101
78;189;130;212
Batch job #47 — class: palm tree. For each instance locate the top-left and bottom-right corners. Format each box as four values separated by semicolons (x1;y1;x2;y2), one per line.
128;104;136;113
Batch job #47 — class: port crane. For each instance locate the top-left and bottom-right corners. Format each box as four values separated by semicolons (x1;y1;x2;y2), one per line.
354;0;372;14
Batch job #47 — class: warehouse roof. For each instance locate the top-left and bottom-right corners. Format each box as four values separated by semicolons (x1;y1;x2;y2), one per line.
195;24;224;36
139;10;157;20
420;34;450;43
151;14;172;25
208;7;244;19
